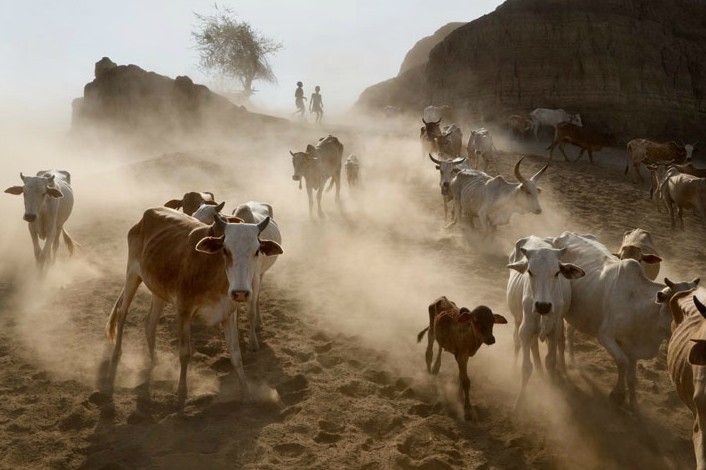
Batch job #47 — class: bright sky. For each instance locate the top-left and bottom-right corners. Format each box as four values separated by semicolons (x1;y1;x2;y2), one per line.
1;0;504;125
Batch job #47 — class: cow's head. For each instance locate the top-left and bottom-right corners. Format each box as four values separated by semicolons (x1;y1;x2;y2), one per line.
458;305;507;345
421;118;442;140
195;214;283;302
513;158;549;215
684;142;699;161
164;191;215;216
5;172;63;223
656;277;700;304
192;201;226;224
508;246;585;318
289;149;316;183
429;154;465;196
569;114;583;127
616;245;661;267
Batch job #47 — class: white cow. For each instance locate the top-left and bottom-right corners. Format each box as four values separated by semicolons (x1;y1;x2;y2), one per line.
467;128;498;173
552;231;697;407
99;207;283;408
5;170;77;268
529;108;582;140
423;105;454;123
428;154;468;221
507;236;585;410
668;289;706;470
447;158;548;232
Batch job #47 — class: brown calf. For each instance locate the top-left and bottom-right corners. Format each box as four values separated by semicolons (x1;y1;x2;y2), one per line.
417;296;507;420
548;122;615;164
164;191;216;216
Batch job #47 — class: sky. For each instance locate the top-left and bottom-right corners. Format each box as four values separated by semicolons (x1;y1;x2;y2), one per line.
1;0;505;125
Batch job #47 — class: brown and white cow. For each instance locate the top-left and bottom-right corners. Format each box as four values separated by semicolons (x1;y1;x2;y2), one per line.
98;207;283;408
667;288;706;470
625;139;695;183
164;191;216;216
417;296;507;420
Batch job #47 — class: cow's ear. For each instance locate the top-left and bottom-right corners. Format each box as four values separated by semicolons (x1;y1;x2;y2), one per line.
259;240;283;256
458;309;472;323
493;314;508;325
641;254;662;264
225;216;243;224
47;187;63;198
195;236;224;254
204;200;219;206
689;340;706;365
164;199;182;210
656;290;670;303
507;260;527;273
4;186;23;195
560;263;585;279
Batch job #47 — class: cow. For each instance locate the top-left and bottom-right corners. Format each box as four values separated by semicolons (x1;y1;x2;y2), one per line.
436;124;463;157
344;155;360;189
97;207;283;409
382;105;402;118
625;139;695;183
289;135;343;218
417;296;507;420
423;105;455;123
164;191;216;216
529;108;582;140
5;170;77;269
550;231;698;408
467;128;498;173
668;288;706;470
446;158;548;232
507;236;585;411
505;114;534;140
428;154;467;221
192;201;246;225
420;118;442;158
670;161;706;178
659;167;706;230
615;228;662;280
645;163;672;212
547;122;615;164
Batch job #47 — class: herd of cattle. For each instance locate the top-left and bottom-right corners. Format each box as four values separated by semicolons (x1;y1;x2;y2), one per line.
4;115;706;467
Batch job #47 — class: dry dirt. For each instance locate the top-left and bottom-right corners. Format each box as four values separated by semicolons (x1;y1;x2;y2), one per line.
0;122;703;470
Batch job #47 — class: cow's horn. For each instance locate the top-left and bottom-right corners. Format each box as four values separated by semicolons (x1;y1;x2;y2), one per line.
514;158;527;184
257;216;270;233
530;162;549;181
428;153;443;165
289;150;295;157
665;277;675;288
694;295;706;318
452;156;466;164
422;118;428;125
215;201;225;212
213;213;227;235
20;172;25;182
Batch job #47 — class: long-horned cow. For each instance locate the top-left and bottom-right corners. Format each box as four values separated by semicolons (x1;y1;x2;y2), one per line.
447;158;548;232
98;207;283;408
428;154;467;221
289;135;343;218
507;236;585;410
5;170;77;268
668;289;706;470
551;231;698;407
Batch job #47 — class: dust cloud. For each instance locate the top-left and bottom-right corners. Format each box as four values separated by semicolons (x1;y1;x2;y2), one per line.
0;106;696;468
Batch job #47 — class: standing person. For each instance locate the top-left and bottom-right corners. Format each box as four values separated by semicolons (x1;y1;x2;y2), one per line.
310;85;324;123
293;81;306;118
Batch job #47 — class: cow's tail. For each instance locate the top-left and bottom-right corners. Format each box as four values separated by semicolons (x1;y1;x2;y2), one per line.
624;142;632;175
105;290;124;342
417;327;429;343
62;228;79;256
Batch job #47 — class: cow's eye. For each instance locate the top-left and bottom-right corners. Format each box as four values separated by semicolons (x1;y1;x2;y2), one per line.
223;248;230;256
527;270;533;277
555;272;560;278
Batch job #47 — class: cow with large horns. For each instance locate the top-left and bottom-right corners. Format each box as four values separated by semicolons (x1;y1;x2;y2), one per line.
5;170;77;269
447;158;549;232
428;153;467;221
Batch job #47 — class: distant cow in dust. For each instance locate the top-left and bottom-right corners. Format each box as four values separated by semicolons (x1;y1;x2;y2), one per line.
164;191;216;216
625;139;695;183
547;122;615;164
668;289;706;470
5;170;77;269
344;155;360;188
506;114;534;140
417;296;507;420
289;135;343;218
529;108;582;140
423;105;455;123
467;128;498;173
615;228;662;280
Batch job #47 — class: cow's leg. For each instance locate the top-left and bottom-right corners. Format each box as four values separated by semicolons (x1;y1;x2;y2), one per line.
678;205;685;230
443;195;448;222
531;336;543;375
51;224;62;264
223;310;252;401
247;275;262;352
567;323;576;365
598;331;628;405
176;306;193;409
316;186;325;218
545;331;558;379
513;318;521;368
588;149;594;165
254;274;264;330
140;296;166;388
431;339;442;375
455;352;472;420
514;325;535;412
626;357;638;409
559;143;571;162
306;184;314;219
28;223;41;265
335;171;342;206
668;198;677;230
557;319;567;374
39;214;59;267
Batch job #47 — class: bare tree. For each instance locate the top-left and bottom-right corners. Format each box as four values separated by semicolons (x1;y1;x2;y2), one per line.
192;4;282;100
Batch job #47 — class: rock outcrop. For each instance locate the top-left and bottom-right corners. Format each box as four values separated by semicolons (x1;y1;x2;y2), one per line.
398;22;465;75
358;0;706;141
72;57;284;137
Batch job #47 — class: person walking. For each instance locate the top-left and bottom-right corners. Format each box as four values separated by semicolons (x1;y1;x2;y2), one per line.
310;85;324;123
293;81;306;118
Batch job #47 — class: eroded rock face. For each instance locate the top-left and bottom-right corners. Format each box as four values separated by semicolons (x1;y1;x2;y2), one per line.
398;22;465;76
359;0;706;141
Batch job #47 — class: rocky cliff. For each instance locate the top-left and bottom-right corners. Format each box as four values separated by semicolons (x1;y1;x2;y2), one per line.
358;0;706;141
72;57;285;138
398;22;465;75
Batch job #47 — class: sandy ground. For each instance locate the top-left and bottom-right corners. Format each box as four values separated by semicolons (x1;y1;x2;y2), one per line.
0;122;703;469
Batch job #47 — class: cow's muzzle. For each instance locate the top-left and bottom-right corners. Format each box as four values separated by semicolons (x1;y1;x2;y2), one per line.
230;290;250;302
23;213;36;223
535;302;552;315
534;209;542;215
441;183;450;196
292;175;301;181
485;336;496;345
